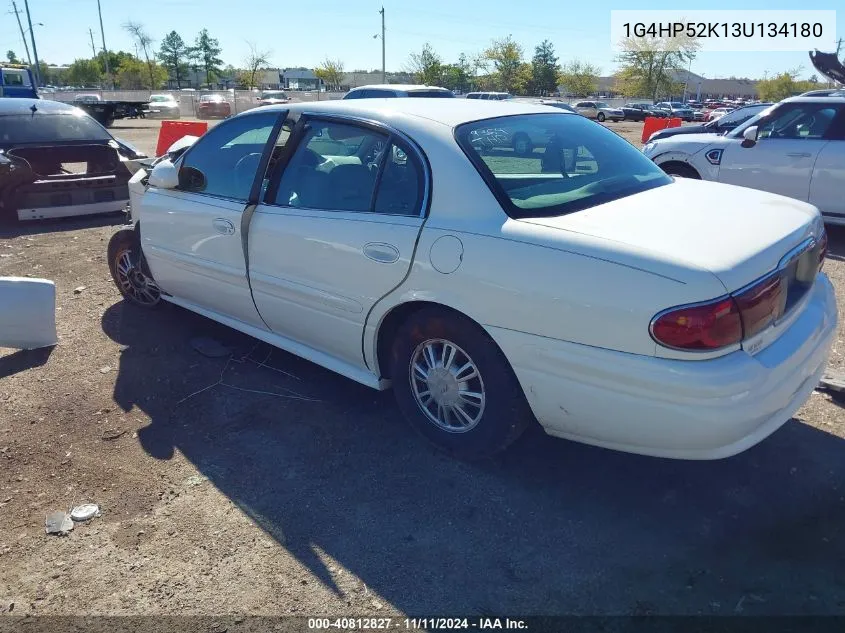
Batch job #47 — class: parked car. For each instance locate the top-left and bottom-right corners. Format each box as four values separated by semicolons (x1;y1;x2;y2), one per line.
257;90;290;106
108;98;835;460
654;102;695;121
706;106;734;122
620;103;667;121
196;94;231;119
0;98;147;222
643;95;845;224
572;101;624;122
146;94;181;119
465;92;512;100
646;103;774;142
344;84;454;99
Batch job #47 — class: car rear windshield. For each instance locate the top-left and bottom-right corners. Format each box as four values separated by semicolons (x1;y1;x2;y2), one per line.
0;112;110;143
456;113;671;219
407;90;454;98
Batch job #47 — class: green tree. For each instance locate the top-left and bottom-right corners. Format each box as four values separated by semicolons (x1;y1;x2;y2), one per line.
192;29;223;87
513;62;534;95
115;56;167;89
531;40;559;95
6;50;20;64
406;43;442;85
158;31;190;88
756;69;817;101
66;58;104;87
615;33;699;101
95;50;135;76
558;59;600;97
315;58;344;90
484;36;524;93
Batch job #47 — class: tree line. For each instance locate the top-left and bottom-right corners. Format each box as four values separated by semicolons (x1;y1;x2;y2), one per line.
403;38;601;96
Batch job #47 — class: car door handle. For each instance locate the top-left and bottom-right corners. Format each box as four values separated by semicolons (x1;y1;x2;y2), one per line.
212;218;235;235
363;242;400;263
786;152;812;158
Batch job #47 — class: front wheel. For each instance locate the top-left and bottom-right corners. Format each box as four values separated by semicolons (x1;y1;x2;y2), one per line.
390;307;534;460
107;229;161;308
661;162;701;179
596;112;606;122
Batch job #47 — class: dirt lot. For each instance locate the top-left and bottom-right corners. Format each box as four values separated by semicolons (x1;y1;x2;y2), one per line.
1;118;844;619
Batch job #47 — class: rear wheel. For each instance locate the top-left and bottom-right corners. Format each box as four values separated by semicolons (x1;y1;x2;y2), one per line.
390;307;534;460
107;229;161;308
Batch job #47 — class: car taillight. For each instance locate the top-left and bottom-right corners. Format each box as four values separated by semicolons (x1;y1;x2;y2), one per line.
651;298;742;351
733;274;784;339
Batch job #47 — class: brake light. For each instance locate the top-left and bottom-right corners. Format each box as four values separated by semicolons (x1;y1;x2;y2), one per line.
733;274;784;339
651;298;742;350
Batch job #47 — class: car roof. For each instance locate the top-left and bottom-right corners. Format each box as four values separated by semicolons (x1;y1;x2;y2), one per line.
0;98;77;115
782;95;845;104
247;98;566;128
349;84;449;92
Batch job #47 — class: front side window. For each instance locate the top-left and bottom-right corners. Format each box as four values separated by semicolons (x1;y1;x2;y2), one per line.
457;113;671;219
178;111;279;200
757;104;840;140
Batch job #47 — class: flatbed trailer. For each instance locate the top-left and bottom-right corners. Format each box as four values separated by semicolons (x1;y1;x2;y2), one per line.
72;100;149;127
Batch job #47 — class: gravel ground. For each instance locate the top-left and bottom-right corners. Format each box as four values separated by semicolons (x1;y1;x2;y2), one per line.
1;118;844;618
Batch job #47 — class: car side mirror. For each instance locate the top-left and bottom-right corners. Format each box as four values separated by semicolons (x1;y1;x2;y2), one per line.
178;166;206;192
148;160;179;189
742;126;759;147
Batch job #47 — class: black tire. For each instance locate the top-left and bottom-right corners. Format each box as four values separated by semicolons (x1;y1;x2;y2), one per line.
511;132;533;157
390;307;534;460
661;162;701;179
107;229;162;308
596;112;606;122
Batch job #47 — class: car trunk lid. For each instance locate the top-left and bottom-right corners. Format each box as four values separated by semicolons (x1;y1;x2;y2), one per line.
520;178;820;294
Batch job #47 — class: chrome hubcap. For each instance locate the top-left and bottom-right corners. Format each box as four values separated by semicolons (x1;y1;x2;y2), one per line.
410;339;485;433
116;250;160;306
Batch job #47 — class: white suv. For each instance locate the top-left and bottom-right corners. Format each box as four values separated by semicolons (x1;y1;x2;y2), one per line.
643;96;845;224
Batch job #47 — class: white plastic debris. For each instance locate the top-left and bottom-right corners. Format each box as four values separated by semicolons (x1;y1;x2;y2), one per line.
45;511;74;535
70;504;101;522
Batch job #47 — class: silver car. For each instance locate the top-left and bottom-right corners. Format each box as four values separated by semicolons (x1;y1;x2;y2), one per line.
572;100;624;122
146;94;181;119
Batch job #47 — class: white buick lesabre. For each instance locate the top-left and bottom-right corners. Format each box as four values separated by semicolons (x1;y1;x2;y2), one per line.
109;99;837;460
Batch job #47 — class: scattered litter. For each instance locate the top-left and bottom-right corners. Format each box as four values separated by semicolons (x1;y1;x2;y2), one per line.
818;370;845;393
73;286;86;294
185;475;208;487
45;511;74;535
70;504;101;522
101;429;126;441
99;366;112;374
190;336;231;358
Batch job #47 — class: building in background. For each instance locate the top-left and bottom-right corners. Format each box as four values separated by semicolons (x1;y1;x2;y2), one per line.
281;68;324;91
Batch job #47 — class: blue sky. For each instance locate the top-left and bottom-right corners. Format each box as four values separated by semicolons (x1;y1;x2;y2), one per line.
2;0;842;79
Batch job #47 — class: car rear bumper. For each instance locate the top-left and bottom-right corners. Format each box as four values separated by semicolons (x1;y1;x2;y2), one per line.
487;274;837;459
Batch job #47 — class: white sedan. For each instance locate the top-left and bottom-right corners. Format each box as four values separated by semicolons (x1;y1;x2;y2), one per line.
108;99;836;460
643;95;845;224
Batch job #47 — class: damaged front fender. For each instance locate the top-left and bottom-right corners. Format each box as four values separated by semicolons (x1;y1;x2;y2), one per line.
0;277;58;349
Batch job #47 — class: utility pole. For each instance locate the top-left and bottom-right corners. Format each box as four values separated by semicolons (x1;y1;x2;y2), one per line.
379;6;385;83
23;0;41;86
10;1;33;67
88;28;97;57
96;0;111;88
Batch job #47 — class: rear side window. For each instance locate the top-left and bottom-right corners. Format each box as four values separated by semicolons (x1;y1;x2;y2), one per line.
456;113;671;219
374;144;423;215
369;90;398;98
466;93;480;99
1;69;30;86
